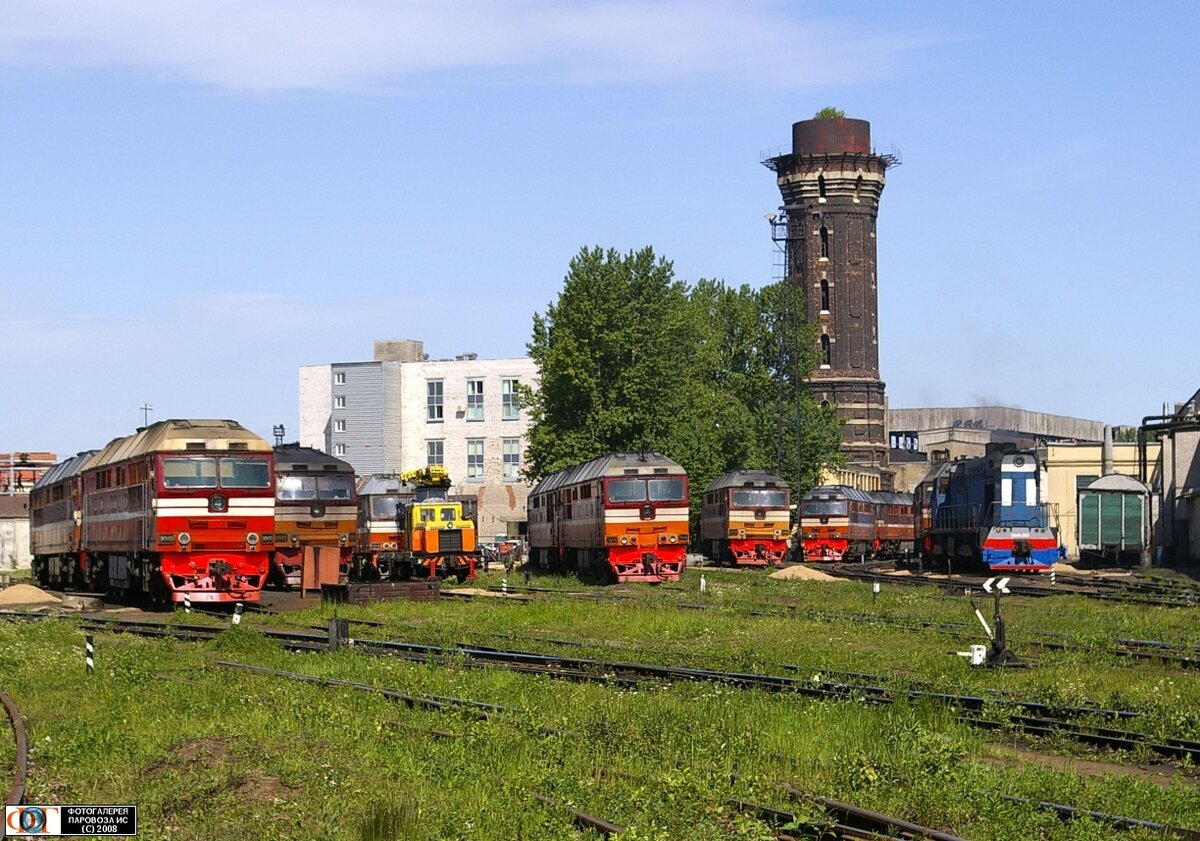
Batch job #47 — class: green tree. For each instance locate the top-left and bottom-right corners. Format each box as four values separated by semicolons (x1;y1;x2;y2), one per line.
813;107;846;119
522;248;844;508
522;246;691;478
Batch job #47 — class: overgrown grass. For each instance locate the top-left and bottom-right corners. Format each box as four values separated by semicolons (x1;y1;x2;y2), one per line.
2;569;1199;839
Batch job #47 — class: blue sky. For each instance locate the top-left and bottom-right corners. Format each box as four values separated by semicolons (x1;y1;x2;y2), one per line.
2;1;1197;457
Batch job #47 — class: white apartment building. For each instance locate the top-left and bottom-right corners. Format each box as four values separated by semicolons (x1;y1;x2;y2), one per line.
299;339;538;537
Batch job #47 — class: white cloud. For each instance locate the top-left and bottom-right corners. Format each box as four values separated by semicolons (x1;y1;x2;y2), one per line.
0;0;937;92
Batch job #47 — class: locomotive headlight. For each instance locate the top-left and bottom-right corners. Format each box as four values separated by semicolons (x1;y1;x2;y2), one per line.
738;529;746;538
773;530;781;538
668;534;677;543
290;534;299;546
338;532;348;545
620;536;629;545
247;532;260;546
178;532;191;547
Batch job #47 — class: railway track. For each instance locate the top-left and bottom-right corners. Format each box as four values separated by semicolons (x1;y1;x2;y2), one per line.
2;688;28;806
51;614;1199;766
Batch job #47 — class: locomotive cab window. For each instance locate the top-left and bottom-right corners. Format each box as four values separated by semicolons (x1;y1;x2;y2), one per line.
606;478;647;503
732;489;788;508
220;458;271;488
317;476;354;500
161;457;218;488
802;500;847;516
277;475;318;501
647;478;685;502
371;497;401;519
440;507;457;522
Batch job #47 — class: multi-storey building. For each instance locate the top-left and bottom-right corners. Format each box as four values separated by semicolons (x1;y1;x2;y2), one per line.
299;340;538;538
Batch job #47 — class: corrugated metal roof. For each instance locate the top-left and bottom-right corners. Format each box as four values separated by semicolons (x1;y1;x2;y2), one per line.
530;452;684;496
0;495;30;518
32;450;98;491
703;469;788;494
89;420;271;469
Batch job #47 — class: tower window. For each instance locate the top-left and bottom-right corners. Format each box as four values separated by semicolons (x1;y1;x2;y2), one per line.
855;175;863;203
820;334;831;366
820;280;830;312
819;226;830;259
818;174;827;202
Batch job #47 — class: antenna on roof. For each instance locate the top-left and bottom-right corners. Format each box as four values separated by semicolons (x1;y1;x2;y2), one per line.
140;403;153;426
273;424;286;446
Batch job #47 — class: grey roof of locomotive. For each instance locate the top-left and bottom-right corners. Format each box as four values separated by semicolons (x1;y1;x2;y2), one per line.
703;468;788;494
274;443;355;474
530;452;685;497
32;450;99;491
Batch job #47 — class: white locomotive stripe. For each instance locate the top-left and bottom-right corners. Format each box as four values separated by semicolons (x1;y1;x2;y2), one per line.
155;497;274;509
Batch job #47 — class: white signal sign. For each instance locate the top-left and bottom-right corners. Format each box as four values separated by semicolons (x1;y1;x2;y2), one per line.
982;577;1010;594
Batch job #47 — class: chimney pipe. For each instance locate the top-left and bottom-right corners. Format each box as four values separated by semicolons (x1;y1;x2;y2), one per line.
1101;425;1113;476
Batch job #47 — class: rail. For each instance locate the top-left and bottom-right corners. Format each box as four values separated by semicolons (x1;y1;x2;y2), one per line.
2;688;28;806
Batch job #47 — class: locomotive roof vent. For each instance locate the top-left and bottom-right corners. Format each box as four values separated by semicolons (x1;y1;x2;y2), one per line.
653;468;668;474
228;442;248;450
293;464;309;470
623;469;639;475
185;442;205;450
323;465;338;471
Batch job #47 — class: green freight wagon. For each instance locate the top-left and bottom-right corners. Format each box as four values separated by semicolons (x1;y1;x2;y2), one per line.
1077;475;1150;564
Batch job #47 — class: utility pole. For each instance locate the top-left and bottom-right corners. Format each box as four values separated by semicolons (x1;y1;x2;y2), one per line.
140;403;153;427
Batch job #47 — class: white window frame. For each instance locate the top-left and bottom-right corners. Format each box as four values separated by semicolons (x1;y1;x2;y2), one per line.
334;395;346;409
334;419;346;433
334;371;346;385
466;439;484;480
427;439;444;466
502;437;520;481
427;380;444;422
466;379;484;421
334;443;346;456
502;378;520;420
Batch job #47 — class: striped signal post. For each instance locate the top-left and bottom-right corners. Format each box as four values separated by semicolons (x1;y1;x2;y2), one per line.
85;634;94;676
232;604;244;626
183;593;192;614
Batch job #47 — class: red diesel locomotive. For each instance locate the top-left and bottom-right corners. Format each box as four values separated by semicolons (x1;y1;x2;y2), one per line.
700;469;791;567
798;486;914;562
31;419;275;604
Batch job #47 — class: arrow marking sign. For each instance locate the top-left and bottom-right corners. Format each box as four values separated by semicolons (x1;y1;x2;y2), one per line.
983;577;1011;594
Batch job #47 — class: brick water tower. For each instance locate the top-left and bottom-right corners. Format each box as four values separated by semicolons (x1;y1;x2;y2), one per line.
764;114;898;467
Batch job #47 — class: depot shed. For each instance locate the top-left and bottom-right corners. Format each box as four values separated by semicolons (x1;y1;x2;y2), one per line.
1077;474;1150;562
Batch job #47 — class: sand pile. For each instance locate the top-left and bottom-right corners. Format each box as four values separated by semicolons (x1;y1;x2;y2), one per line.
0;583;62;607
769;564;843;583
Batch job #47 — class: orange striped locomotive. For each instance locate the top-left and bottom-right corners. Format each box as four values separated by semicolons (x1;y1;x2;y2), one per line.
30;420;274;604
700;469;790;567
270;444;357;587
528;452;688;583
798;486;914;562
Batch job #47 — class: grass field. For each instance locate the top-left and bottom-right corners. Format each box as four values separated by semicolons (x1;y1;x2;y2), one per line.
3;567;1200;840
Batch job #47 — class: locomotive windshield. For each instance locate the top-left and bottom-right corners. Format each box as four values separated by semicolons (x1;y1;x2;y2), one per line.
318;476;354;500
606;477;687;503
731;489;788;508
219;458;272;488
277;475;355;501
162;456;271;489
370;496;401;519
801;500;848;516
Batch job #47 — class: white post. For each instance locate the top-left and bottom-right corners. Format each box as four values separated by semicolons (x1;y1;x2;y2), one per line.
700;574;707;595
85;634;94;675
183;593;192;614
232;603;244;626
502;578;508;594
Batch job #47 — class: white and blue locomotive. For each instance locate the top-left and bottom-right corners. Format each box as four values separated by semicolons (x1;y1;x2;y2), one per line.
915;446;1061;572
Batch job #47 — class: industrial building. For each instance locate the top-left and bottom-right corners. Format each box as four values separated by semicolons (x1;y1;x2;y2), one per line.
298;340;538;538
